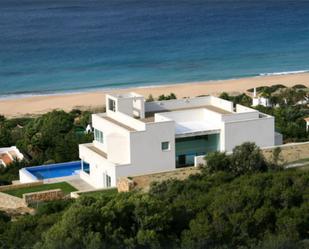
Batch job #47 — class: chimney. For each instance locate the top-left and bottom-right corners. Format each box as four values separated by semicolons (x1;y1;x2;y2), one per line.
253;87;257;98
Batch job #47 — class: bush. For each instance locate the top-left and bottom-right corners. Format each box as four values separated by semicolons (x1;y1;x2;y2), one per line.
204;142;268;176
231;142;268;175
203;151;230;173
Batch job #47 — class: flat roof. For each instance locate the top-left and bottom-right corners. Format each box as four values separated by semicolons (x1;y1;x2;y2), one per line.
142;105;232;123
103;116;136;131
88;145;107;159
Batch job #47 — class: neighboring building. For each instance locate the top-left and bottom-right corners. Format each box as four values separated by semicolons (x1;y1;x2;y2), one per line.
79;92;276;189
85;124;93;134
252;87;272;107
0;146;24;167
305;117;309;132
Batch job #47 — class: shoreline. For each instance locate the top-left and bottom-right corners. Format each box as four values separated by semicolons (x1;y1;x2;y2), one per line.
2;69;309;101
1;72;309;118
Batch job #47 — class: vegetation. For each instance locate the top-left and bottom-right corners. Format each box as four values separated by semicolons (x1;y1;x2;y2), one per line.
79;188;118;198
0;143;307;249
0;160;28;185
2;182;77;198
0;110;93;185
203;142;269;175
146;93;177;102
219;92;252;107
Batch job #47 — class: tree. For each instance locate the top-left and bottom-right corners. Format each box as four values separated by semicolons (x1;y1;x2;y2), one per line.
219;92;230;100
203;151;231;173
146;94;154;102
230;142;267;175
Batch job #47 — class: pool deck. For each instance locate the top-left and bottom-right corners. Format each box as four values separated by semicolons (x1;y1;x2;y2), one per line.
43;175;94;191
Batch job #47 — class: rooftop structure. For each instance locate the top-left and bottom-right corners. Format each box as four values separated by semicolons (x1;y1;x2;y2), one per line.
78;92;276;189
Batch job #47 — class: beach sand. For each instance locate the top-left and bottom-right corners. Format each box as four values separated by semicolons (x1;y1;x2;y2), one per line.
1;73;309;118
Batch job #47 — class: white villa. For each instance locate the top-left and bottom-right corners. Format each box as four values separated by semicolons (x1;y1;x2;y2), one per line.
79;92;276;189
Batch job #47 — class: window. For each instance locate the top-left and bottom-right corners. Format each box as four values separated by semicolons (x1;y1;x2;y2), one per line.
94;129;104;143
161;141;170;151
108;98;116;112
82;161;90;174
106;174;111;187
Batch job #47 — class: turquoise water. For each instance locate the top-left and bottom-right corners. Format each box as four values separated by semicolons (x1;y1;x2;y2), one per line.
1;1;309;97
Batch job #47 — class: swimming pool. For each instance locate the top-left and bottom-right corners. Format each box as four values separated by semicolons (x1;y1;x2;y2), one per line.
24;161;89;180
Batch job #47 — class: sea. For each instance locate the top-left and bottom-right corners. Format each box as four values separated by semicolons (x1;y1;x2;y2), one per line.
1;0;309;98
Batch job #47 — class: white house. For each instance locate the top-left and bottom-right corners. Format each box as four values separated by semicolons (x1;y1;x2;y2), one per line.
0;146;24;167
78;92;276;189
252;87;272;107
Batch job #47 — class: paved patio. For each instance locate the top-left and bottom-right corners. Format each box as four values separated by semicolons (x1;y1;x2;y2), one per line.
44;175;94;191
66;178;94;191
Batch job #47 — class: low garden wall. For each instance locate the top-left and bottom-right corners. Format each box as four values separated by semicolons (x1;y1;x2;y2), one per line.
23;189;64;205
0;181;43;192
262;141;309;164
195;141;309;166
117;178;135;192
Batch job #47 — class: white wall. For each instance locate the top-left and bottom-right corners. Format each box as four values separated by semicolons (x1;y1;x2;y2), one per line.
222;116;275;152
209;96;234;112
194;155;206;166
222;112;259;122
106;111;146;131
79;144;119;188
116;120;176;178
145;96;212;112
19;168;39;183
92;114;131;164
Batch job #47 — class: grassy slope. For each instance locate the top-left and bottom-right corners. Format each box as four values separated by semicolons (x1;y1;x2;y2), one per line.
2;182;77;198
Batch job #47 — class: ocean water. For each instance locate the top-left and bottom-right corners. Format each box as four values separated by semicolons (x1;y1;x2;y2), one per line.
1;0;309;97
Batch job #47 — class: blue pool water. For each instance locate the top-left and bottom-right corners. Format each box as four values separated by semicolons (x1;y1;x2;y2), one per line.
26;161;86;180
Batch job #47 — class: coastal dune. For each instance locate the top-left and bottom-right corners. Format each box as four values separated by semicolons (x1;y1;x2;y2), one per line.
1;72;309;118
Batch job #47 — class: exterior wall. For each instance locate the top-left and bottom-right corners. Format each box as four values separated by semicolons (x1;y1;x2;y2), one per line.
19;168;40;183
92;114;131;164
106;94;145;118
222;116;275;152
194;155;206;166
209;96;234;112
116;121;176;178
79;144;119;188
275;132;283;146
145;96;212;112
222;111;259;122
106;111;146;130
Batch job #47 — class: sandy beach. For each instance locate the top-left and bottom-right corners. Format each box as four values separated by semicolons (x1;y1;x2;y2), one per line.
1;73;309;118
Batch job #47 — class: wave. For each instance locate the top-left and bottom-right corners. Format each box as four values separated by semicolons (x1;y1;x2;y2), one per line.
259;70;309;76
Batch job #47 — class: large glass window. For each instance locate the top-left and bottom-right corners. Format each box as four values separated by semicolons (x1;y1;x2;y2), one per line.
108;98;116;112
175;134;220;167
94;129;104;143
